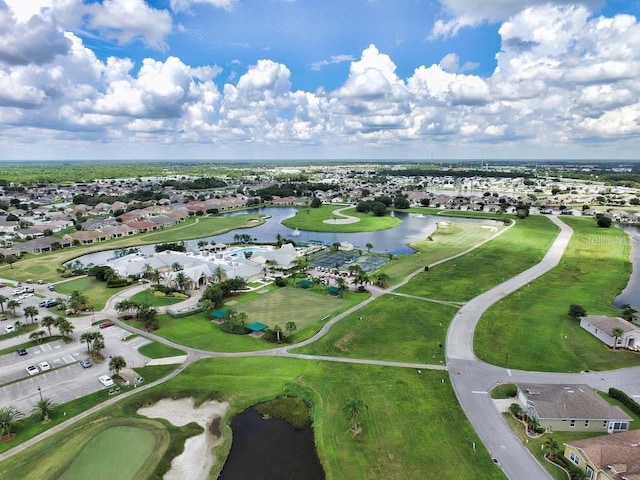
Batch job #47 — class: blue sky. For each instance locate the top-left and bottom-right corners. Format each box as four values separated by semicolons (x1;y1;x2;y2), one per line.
1;0;640;160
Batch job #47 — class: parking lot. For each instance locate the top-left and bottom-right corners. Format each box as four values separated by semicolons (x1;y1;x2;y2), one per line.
0;321;152;414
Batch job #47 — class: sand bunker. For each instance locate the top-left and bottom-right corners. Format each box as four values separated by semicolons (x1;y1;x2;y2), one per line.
138;397;228;480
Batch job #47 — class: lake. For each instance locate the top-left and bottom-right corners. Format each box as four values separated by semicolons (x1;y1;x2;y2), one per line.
218;407;324;480
68;207;501;266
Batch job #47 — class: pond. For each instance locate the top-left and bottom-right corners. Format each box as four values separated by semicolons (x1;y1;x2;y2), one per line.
614;224;640;310
218;407;324;480
68;207;501;267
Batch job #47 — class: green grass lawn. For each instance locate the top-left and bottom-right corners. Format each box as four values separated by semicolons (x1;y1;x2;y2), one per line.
58;425;158;480
54;276;129;311
282;205;400;232
234;286;350;331
140;213;264;243
474;216;639;372
294;295;456;364
396;215;559;302
147;286;362;350
1;357;505;480
138;342;186;359
130;290;185;307
380;221;505;286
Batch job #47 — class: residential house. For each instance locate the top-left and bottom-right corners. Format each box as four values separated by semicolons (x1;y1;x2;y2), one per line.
563;430;640;480
125;220;158;234
580;316;640;350
516;383;632;433
64;230;108;245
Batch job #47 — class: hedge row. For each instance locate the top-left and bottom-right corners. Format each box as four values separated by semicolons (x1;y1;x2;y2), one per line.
608;387;640;416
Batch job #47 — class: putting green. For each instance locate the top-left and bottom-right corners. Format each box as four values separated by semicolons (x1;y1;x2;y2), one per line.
59;426;156;480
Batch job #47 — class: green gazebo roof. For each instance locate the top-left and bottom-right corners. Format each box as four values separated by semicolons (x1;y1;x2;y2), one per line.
209;309;228;319
326;286;340;294
246;322;269;332
297;279;313;288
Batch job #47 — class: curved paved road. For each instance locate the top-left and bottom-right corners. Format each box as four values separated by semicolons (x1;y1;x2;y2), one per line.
4;214;640;480
447;216;572;479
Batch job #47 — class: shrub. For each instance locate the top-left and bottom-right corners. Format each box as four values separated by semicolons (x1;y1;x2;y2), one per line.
255;397;310;429
107;278;129;288
609;388;640;416
153;291;167;297
274;277;287;287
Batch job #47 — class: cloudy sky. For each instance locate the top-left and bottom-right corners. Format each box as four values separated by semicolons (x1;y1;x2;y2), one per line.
1;0;639;161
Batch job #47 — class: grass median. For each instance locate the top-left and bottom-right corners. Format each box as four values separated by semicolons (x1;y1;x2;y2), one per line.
475;216;637;372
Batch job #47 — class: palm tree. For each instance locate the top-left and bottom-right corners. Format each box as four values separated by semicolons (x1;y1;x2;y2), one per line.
7;299;20;316
365;242;373;253
32;397;56;423
611;326;625;349
171;262;183;272
69;290;89;313
343;399;367;436
23;305;39;325
80;332;94;354
285;321;297;338
273;325;282;342
372;271;390;288
213;265;227;283
29;330;46;344
56;317;74;340
335;277;348;298
0;406;24;439
174;271;189;292
41;316;56;336
150;269;161;286
109;355;127;377
92;336;105;356
543;437;559;460
0;294;7;314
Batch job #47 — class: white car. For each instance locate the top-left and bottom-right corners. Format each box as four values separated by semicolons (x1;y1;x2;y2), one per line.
4;324;15;334
98;375;114;387
38;361;51;372
26;365;39;376
13;288;26;295
19;293;34;300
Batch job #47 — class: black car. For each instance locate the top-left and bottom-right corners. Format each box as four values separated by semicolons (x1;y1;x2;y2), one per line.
17;348;28;356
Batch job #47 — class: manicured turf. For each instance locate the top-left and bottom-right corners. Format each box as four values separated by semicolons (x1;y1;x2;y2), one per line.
138;341;186;359
139;213;264;243
379;221;505;286
148;286;360;351
235;286;350;331
58;425;156;480
475;216;639;372
130;290;185;307
293;295;456;364
165;357;505;480
54;276;129;311
281;205;400;232
396;215;559;302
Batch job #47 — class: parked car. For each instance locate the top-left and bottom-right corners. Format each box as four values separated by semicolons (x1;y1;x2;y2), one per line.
80;358;92;368
12;288;26;295
0;315;7;321
0;283;6;288
38;299;58;308
4;324;16;334
99;321;115;329
38;361;51;372
47;284;55;291
19;293;34;300
26;365;39;376
17;348;27;356
99;375;114;387
37;279;44;285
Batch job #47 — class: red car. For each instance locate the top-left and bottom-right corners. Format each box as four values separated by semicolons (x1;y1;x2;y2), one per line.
99;321;115;329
